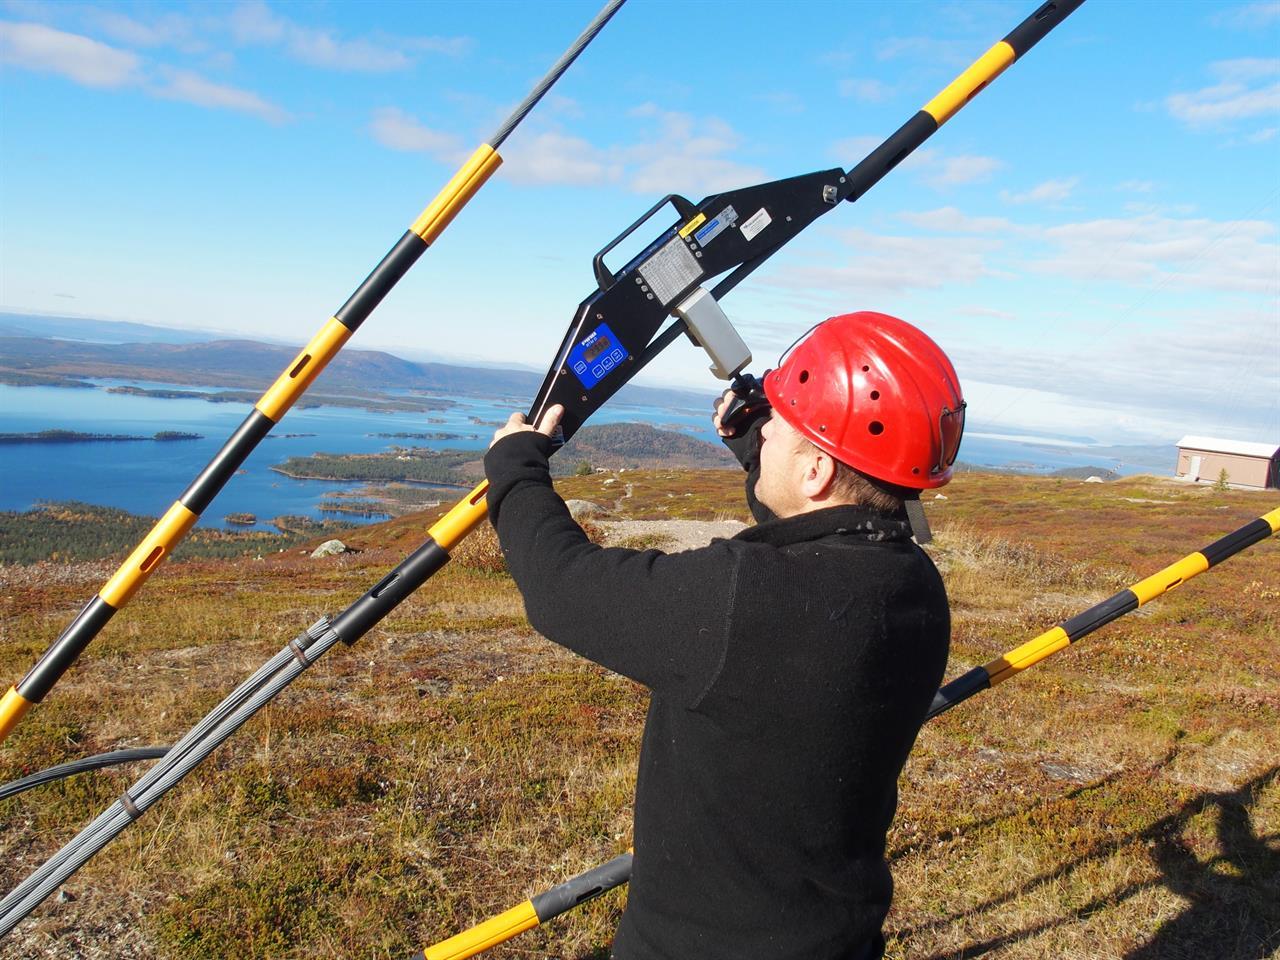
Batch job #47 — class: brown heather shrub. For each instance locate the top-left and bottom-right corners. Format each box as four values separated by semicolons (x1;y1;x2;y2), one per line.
449;524;506;573
448;519;609;574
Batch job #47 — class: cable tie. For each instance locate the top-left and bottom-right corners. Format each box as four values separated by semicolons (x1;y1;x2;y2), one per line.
287;637;311;667
119;791;142;821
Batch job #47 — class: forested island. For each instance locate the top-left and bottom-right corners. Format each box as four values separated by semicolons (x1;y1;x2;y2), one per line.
270;423;735;488
0;429;202;444
272;448;478;486
105;385;450;414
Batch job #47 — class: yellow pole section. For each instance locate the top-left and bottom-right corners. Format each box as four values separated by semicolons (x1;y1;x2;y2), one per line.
423;901;540;960
0;688;33;741
255;317;355;422
1263;506;1280;533
923;41;1016;126
1129;552;1209;606
427;482;491;551
98;502;200;608
985;625;1070;687
411;145;504;244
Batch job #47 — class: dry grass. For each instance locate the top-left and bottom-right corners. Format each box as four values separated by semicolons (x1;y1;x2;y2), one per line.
0;470;1277;959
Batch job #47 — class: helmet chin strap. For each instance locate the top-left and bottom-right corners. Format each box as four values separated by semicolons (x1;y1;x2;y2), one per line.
904;495;932;545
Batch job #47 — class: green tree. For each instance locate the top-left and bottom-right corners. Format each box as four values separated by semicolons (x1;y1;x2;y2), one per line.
1213;468;1230;492
574;460;593;476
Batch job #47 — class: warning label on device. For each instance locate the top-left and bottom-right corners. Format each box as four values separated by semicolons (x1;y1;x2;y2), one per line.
639;236;703;306
740;208;772;242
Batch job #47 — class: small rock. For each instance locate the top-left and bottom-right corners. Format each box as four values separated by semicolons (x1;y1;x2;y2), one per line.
565;499;607;520
1040;760;1094;783
58;889;76;903
933;493;948;500
310;539;349;558
1084;476;1105;483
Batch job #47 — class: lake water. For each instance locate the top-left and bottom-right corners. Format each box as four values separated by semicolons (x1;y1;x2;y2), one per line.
0;381;1172;528
0;380;713;528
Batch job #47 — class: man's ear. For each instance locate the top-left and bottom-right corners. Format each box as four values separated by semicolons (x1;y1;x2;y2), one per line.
801;449;838;501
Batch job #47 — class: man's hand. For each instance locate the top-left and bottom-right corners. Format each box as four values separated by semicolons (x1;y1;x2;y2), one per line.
489;404;564;448
712;390;737;438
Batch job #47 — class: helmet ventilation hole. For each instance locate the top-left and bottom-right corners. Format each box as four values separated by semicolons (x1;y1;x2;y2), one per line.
912;467;921;475
861;365;870;372
869;390;880;400
868;421;884;436
798;370;809;384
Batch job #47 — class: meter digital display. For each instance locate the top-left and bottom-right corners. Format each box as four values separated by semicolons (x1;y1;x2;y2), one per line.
583;335;612;363
568;323;626;391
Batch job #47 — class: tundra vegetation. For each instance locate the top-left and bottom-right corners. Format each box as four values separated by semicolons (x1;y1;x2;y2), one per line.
0;471;1276;959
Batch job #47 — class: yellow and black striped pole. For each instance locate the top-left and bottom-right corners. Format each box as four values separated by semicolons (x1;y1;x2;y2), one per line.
926;506;1280;718
412;507;1279;958
0;0;626;745
843;0;1085;204
413;854;633;960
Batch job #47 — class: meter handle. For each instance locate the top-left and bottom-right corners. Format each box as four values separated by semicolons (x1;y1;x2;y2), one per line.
592;193;699;291
717;372;771;437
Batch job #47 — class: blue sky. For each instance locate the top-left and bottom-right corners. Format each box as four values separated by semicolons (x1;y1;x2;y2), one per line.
1;0;1277;447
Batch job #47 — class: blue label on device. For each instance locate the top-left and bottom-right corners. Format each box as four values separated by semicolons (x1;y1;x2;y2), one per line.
568;322;626;391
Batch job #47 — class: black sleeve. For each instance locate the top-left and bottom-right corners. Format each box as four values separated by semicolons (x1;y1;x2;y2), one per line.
720;416;775;524
484;431;734;706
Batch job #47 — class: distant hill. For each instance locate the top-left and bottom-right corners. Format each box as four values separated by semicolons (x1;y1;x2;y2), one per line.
0;312;217;345
0;332;709;412
556;422;736;473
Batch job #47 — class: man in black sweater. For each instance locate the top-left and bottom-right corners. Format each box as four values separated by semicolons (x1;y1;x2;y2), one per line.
483;311;965;959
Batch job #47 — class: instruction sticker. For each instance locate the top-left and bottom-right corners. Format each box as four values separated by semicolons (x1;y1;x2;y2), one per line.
740;207;772;242
694;205;737;247
638;236;703;306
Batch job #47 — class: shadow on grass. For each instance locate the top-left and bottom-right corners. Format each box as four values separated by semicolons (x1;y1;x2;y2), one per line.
904;765;1280;960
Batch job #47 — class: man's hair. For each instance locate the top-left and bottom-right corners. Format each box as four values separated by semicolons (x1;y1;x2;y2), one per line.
806;439;905;514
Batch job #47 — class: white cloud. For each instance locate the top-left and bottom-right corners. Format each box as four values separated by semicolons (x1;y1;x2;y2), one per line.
1118;179;1157;194
0;20;288;122
756;90;805;114
228;1;465;73
840;78;890;102
1001;176;1080;205
1246;126;1278;142
829;135;884;164
369;102;762;194
622;105;766;195
1166;60;1280;128
1211;2;1280;29
756;227;1002;303
898;206;1017;234
86;9;204;53
368;107;464;159
829;138;1003;189
876;36;967;66
152;68;288;123
502;131;622;186
0;20;140;87
953;307;1280;443
1211;57;1280;81
1033;214;1279;294
925;153;1003;188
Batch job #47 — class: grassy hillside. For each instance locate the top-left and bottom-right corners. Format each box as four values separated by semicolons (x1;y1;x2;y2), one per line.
0;471;1276;959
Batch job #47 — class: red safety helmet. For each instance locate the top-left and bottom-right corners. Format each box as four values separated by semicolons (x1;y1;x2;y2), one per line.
763;311;965;489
